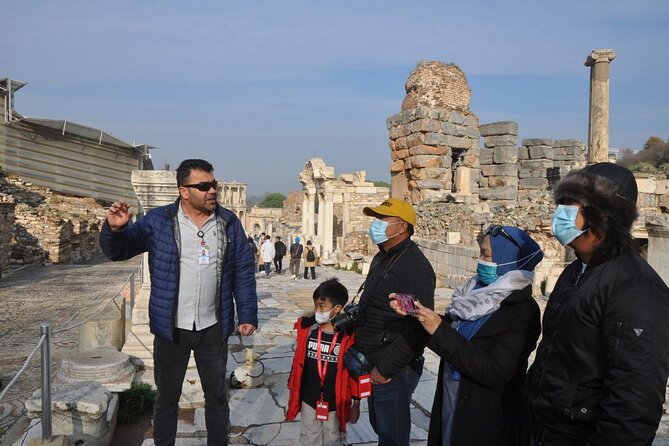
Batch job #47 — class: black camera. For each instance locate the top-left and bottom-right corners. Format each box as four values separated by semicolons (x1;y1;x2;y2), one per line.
332;302;362;332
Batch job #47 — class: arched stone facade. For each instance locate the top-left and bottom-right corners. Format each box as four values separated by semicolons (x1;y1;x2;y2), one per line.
298;158;389;260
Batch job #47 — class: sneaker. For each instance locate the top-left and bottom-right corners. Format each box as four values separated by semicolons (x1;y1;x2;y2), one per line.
312;278;316;281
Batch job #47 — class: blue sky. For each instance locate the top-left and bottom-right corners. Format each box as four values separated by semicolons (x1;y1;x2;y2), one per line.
3;1;668;196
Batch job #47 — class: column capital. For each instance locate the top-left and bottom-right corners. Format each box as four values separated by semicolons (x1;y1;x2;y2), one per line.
585;49;616;66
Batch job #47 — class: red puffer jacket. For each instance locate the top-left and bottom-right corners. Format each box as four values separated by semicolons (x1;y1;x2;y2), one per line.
286;316;359;432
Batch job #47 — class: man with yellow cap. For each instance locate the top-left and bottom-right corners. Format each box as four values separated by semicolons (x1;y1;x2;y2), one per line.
354;198;436;445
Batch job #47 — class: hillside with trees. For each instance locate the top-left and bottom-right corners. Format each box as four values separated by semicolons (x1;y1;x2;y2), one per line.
618;136;669;176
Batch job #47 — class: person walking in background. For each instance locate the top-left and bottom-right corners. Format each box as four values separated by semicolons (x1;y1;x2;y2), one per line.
527;163;669;445
286;278;360;445
303;240;317;280
290;236;304;280
391;224;543;445
355;198;436;446
260;234;275;279
100;159;257;446
257;232;266;272
274;236;287;274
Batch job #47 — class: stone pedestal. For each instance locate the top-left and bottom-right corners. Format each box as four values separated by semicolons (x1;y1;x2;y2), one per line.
79;299;124;351
25;382;118;446
57;349;135;392
585;49;616;163
646;214;669;286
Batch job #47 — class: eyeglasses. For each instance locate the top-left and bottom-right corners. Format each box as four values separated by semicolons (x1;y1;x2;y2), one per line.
182;181;218;192
486;225;521;249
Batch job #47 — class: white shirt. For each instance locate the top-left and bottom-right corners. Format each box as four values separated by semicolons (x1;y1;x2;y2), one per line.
176;203;218;331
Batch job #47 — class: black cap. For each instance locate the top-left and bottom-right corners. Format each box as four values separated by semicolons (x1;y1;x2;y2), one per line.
582;162;638;204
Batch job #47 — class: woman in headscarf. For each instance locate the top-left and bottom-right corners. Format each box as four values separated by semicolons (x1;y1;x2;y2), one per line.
391;225;543;446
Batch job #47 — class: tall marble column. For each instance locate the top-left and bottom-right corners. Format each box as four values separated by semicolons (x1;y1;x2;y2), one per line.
323;193;334;258
301;194;309;236
585;49;616;163
307;193;316;239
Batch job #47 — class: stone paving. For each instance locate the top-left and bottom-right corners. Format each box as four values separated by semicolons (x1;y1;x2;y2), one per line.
0;254;141;445
2;258;669;445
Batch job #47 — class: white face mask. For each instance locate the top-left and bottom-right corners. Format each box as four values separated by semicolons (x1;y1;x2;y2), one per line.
315;311;330;324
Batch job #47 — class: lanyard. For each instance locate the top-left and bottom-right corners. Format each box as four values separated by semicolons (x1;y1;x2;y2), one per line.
316;327;339;396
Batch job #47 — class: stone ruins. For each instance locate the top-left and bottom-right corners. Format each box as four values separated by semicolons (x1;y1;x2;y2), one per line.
298;158;389;260
379;58;669;290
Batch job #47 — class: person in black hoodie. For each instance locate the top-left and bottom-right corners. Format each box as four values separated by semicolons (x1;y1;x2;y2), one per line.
527;163;669;445
391;225;543;446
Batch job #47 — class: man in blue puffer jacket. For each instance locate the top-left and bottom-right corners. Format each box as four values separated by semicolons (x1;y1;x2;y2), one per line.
100;159;257;446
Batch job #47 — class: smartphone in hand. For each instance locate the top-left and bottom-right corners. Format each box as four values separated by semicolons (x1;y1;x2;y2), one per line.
394;293;417;315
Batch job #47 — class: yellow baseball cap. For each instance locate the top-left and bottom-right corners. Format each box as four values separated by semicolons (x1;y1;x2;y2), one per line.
363;198;417;226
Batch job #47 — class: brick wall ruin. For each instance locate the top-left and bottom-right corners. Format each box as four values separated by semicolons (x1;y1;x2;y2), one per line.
0;199;15;276
0;171;108;267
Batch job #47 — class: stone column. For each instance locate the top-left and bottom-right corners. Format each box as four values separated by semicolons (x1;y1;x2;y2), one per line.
124;170;178;369
301;194;309;235
323;193;334;257
585;49;616;163
307;193;316;238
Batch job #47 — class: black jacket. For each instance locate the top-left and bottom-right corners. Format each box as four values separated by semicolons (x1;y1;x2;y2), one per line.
354;238;436;377
427;286;540;446
527;252;669;445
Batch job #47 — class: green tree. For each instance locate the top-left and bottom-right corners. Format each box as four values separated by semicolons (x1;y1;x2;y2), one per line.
619;136;669;174
373;180;390;188
258;192;286;208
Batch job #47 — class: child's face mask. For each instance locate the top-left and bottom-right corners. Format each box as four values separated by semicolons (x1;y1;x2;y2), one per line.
314;304;342;325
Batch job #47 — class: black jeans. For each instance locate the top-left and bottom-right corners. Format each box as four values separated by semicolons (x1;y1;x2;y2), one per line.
304;266;315;280
153;324;229;446
273;256;283;273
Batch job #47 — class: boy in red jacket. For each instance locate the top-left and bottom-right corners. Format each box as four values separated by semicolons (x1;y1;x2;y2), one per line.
286;278;360;445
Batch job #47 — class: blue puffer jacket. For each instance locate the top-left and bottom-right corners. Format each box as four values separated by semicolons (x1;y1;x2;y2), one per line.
99;199;258;341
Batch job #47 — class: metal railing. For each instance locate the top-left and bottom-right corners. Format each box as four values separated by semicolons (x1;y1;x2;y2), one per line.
0;270;138;443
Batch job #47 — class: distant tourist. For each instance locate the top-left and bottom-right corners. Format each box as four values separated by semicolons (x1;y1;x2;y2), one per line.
527;163;669;445
289;236;304;280
354;198;435;445
303;240;318;280
100;158;257;446
286;278;360;444
257;232;266;272
260;234;275;279
390;224;543;445
273;236;287;274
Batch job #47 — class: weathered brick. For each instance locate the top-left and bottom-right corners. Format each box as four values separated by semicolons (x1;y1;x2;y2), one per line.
519;178;549;189
484;134;518;147
494;146;518;164
481;163;518;177
480;121;519;136
529;146;554;160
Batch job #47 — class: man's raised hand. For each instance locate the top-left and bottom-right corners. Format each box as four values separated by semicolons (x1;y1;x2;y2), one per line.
107;200;132;232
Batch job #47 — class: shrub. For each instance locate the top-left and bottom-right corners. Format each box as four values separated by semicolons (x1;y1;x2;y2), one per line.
117;382;156;424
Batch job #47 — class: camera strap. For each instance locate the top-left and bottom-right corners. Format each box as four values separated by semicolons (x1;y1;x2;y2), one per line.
354;246;409;305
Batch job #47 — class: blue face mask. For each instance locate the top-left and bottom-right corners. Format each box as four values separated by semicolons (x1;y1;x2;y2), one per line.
552;205;587;246
477;260;498;285
369;219;389;245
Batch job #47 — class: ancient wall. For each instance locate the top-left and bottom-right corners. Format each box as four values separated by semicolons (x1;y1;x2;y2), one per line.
389;62;480;204
282;190;303;225
414;237;478;288
0;171;107;266
0;199;15;276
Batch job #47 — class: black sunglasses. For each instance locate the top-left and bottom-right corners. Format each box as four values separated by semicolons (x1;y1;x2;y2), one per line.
182;181;218;192
486;225;521;249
